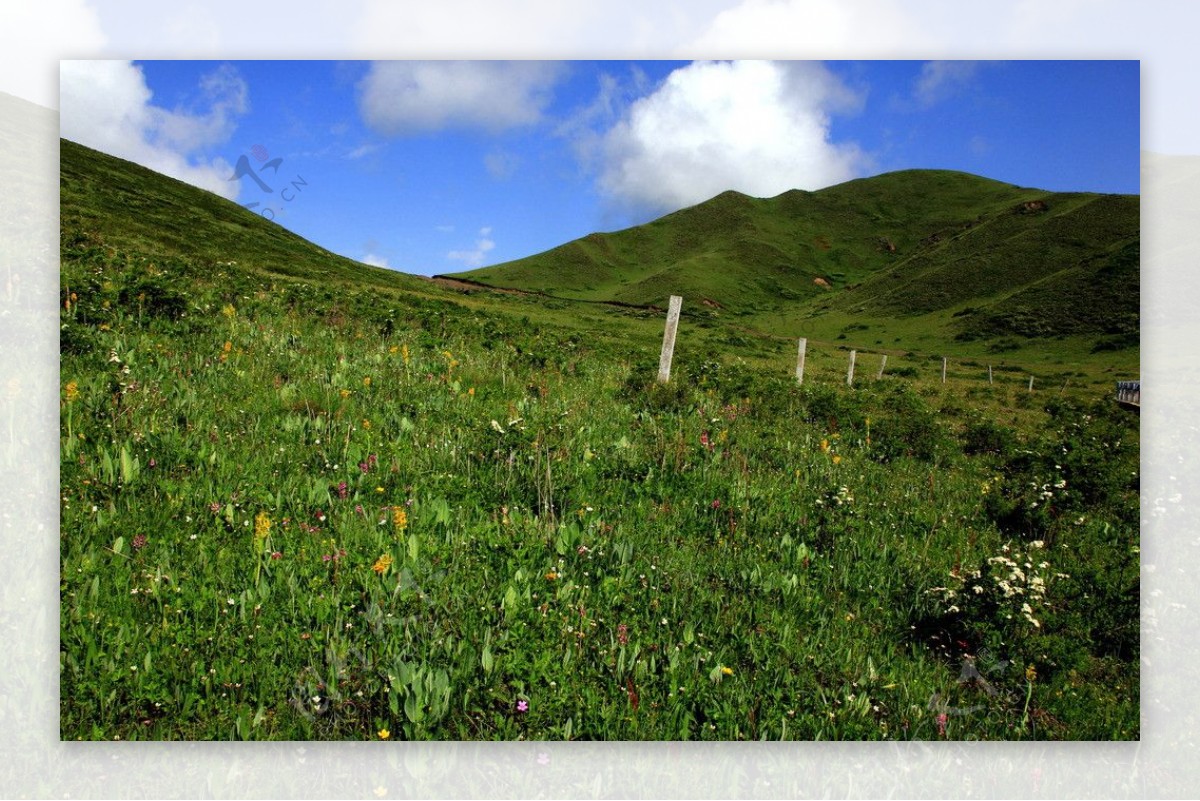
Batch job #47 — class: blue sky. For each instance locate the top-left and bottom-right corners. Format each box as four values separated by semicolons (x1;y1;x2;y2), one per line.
59;59;1139;277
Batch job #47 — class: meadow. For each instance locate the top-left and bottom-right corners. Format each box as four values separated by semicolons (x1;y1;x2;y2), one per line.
58;241;1139;741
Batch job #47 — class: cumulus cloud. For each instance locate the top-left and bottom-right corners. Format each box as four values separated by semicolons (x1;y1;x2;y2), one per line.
446;226;495;268
357;61;564;136
59;60;247;200
598;60;867;218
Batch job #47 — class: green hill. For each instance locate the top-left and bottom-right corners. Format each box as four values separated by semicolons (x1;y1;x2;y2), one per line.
446;169;1139;347
59;138;432;295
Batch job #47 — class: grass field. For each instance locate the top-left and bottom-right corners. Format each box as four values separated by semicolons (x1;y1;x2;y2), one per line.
59;140;1140;741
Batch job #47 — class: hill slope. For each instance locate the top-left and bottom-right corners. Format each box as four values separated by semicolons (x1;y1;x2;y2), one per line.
60;138;432;295
446;170;1139;344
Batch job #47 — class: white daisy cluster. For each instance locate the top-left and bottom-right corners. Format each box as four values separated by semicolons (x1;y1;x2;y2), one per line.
927;541;1067;631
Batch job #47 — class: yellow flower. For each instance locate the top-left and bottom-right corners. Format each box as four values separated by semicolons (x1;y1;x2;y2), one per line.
389;345;399;354
363;377;372;388
377;728;390;740
64;381;80;403
545;571;558;581
1026;664;1037;682
832;455;842;465
820;439;830;453
721;666;734;676
254;511;272;540
401;344;410;364
339;389;352;398
393;507;408;531
362;419;371;429
372;554;393;575
467;387;475;397
221;303;236;319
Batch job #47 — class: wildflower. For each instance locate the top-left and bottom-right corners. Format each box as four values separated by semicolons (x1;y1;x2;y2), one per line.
362;419;371;429
271;551;282;560
617;623;629;645
545;571;558;581
711;499;721;510
393;507;408;531
64;381;79;403
221;304;236;319
832;455;842;465
337;481;349;499
339;389;351;398
254;511;272;540
372;554;393;575
1026;665;1037;682
516;700;529;713
363;377;372;388
401;344;410;364
936;712;948;737
820;438;830;453
377;728;390;740
721;666;734;676
131;534;147;551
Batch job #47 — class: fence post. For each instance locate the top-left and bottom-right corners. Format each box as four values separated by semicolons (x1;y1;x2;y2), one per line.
942;357;947;384
795;338;807;385
1028;376;1035;393
847;350;857;387
876;354;887;379
657;295;683;383
988;365;993;385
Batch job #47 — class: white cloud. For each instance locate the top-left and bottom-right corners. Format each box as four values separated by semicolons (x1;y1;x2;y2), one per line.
446;226;496;268
913;61;979;108
59;60;247;200
357;61;564;136
346;143;381;160
361;252;391;269
598;60;866;217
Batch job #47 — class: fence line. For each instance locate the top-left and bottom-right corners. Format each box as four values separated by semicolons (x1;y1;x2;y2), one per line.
654;296;1137;405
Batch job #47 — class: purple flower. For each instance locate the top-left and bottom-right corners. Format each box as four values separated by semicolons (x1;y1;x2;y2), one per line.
517;699;529;713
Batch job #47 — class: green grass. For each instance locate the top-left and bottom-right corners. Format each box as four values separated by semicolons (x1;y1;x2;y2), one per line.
59;140;1140;741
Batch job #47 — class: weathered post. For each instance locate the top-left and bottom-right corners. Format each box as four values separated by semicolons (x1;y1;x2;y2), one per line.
657;295;683;383
988;365;993;385
876;354;887;379
795;338;807;385
1028;376;1035;392
941;357;947;384
847;350;857;387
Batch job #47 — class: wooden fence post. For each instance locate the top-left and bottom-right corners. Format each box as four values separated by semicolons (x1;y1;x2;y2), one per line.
877;354;887;379
1028;376;1035;392
988;365;993;385
795;338;807;385
847;350;857;387
657;295;683;383
941;357;947;384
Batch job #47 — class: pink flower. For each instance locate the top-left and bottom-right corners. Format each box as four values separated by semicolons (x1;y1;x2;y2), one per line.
516;700;528;713
271;551;282;560
936;713;948;737
617;623;629;646
711;499;721;510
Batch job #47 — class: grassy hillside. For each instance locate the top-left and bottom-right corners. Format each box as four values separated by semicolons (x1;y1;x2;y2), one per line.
447;170;1139;355
59;141;1139;741
60;139;433;294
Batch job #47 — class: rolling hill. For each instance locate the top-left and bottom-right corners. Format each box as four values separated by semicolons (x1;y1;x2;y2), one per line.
445;170;1139;347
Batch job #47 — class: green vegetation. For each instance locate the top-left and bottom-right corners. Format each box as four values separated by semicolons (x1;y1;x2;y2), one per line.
59;139;1139;741
449;170;1139;359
